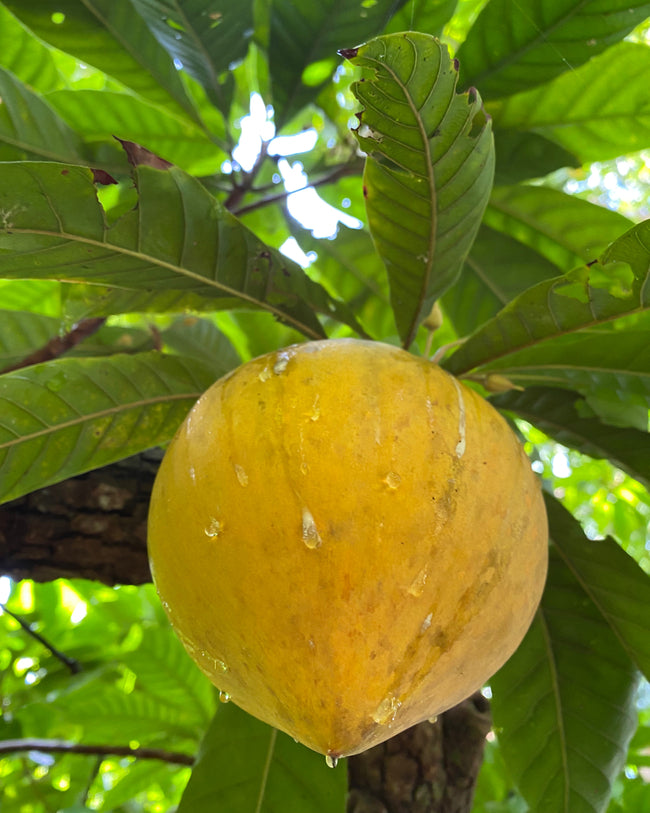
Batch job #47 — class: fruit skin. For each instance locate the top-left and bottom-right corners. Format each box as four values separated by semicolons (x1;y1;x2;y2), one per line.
148;339;548;758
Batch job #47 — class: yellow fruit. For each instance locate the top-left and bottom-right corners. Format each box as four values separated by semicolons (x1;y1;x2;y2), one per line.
148;339;547;758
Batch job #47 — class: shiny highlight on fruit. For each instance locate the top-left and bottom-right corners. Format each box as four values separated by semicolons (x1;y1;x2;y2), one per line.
148;339;548;757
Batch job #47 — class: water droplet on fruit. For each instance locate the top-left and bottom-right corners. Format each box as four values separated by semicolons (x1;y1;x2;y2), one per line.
302;507;322;549
258;365;272;382
189;466;196;484
234;464;249;487
421;612;433;633
428;715;438;724
451;377;466;458
326;753;339;768
205;517;223;538
215;658;228;672
408;566;429;597
273;351;291;374
308;394;321;421
384;471;401;489
372;694;401;726
219;690;231;703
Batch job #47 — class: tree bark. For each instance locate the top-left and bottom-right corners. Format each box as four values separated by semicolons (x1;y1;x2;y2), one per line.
0;456;491;812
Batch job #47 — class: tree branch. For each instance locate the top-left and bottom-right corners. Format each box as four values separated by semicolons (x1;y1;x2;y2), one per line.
0;318;106;375
0;603;81;674
0;738;194;766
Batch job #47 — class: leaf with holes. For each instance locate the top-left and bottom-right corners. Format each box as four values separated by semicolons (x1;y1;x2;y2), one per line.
491;497;641;813
490;41;650;163
0;162;360;339
445;219;650;376
0;68;87;164
491;387;650;489
177;703;347;813
0;351;217;504
269;0;407;128
346;32;494;347
457;0;650;100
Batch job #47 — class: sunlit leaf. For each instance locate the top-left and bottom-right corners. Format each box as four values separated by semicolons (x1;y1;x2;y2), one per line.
177;703;346;813
386;0;458;36
456;0;650;99
492;387;650;489
445;220;650;375
4;0;198;120
269;0;407;127
0;5;62;92
490;41;650;163
348;32;494;346
491;533;640;812
0;162;353;339
0;351;217;504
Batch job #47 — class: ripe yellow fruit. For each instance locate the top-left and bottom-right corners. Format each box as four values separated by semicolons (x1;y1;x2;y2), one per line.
148;339;547;758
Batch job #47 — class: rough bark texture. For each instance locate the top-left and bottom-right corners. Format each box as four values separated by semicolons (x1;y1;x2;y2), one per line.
0;455;491;813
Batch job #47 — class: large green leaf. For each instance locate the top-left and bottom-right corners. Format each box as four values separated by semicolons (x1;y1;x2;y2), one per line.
485;185;632;271
491;526;640;811
347;32;495;347
493;129;579;185
0;68;86;164
492;387;650;489
0;351;216;504
456;0;650;100
177;703;346;813
454;330;650;412
4;0;197;120
490;42;650;163
0;5;62;92
442;225;561;336
446;219;650;375
386;0;458;35
161;317;241;376
269;0;407;127
0;280;61;315
545;496;650;680
130;0;253;116
45;89;223;174
0;162;347;339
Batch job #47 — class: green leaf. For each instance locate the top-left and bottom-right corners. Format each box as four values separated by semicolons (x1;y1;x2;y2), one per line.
97;761;178;812
269;0;407;127
347;32;495;346
493;129;579;185
123;627;215;726
485;185;632;272
0;280;61;315
45;88;223;174
445;219;650;376
491;538;640;812
490;42;650;163
130;0;253;117
442;225;561;336
161;316;241;376
0;351;216;504
0;162;345;339
456;330;650;411
456;0;650;100
0;310;61;369
0;5;62;92
386;0;458;37
177;703;347;813
0;67;86;163
4;0;197;119
492;387;650;489
545;495;650;681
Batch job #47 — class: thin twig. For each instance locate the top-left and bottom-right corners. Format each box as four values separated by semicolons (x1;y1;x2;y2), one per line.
232;159;363;217
0;739;194;766
0;604;82;675
0;318;106;375
224;141;270;212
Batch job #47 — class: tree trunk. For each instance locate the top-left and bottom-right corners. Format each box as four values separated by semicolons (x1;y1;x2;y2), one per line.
0;455;491;812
